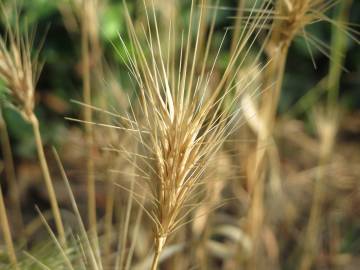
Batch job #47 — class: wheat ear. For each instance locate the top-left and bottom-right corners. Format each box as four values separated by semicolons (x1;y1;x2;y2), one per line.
119;0;267;268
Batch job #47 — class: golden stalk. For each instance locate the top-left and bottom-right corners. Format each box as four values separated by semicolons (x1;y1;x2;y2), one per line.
81;0;96;233
0;187;19;270
300;1;353;269
28;112;66;246
0;107;24;235
151;237;166;270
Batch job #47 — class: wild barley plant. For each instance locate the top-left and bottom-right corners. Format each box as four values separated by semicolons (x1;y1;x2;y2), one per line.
299;1;357;269
114;1;269;269
253;0;359;157
248;0;341;184
0;9;66;246
261;0;349;125
242;0;359;267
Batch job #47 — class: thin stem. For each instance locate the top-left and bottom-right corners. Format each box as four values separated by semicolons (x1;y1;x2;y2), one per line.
104;174;115;261
0;107;24;235
151;235;167;270
300;2;352;269
81;2;102;267
151;252;161;270
246;33;290;270
81;0;97;233
250;44;289;185
299;156;328;270
29;113;66;246
0;187;19;270
260;44;290;132
299;109;338;270
230;0;245;55
327;0;352;108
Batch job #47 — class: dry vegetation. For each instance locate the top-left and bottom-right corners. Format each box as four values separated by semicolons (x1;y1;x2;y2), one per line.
0;0;359;269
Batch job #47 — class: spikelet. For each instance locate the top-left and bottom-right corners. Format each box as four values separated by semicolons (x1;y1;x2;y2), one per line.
0;17;39;121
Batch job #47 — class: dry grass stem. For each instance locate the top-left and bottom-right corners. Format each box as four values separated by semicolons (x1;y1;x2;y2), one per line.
0;187;19;270
80;0;97;234
0;107;24;235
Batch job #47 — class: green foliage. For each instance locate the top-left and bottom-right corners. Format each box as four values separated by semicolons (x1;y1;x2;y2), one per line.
21;0;59;25
101;3;124;41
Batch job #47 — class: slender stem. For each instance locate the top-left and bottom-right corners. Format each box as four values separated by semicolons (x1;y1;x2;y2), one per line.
300;2;352;269
81;0;96;233
104;173;115;262
0;108;24;235
260;44;289;132
327;0;352;108
81;3;103;268
247;39;290;269
299;109;338;270
29;113;66;246
151;251;161;270
230;0;245;55
151;235;167;270
299;155;328;270
0;187;19;270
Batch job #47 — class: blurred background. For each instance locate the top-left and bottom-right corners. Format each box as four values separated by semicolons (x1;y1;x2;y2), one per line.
1;0;359;158
0;0;360;269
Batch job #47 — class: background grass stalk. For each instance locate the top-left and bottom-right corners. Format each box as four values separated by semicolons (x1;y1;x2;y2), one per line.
327;0;353;108
247;37;290;270
0;107;24;236
230;0;245;56
260;45;289;131
299;147;331;270
81;0;97;234
104;170;115;263
0;187;19;270
300;1;353;269
28;112;66;246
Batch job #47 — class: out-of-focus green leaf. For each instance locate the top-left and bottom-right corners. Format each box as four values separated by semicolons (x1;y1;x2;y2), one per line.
101;3;124;41
22;0;59;25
